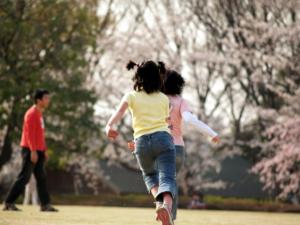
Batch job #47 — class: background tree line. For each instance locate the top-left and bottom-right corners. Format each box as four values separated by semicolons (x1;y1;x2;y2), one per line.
0;0;299;201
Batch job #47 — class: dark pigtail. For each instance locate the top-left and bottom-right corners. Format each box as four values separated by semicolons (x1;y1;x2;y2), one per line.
158;61;166;74
126;60;138;70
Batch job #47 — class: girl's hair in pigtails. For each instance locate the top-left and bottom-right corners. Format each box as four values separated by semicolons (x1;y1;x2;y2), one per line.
126;60;138;71
158;61;166;74
129;60;165;94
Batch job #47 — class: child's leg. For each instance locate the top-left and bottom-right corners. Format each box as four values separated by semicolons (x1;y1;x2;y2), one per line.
151;186;158;197
134;136;159;196
152;133;176;211
163;192;173;207
172;145;186;220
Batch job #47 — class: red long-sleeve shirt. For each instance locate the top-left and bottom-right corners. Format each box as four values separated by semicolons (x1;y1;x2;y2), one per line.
20;105;46;151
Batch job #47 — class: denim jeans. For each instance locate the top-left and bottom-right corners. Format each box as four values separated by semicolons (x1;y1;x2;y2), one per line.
134;131;176;203
172;145;186;220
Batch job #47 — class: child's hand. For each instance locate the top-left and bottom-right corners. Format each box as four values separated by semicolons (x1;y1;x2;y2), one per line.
211;136;220;144
106;125;119;140
127;141;135;152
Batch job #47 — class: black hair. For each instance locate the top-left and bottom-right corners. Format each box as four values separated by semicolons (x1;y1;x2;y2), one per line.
162;70;185;95
126;60;166;94
34;89;49;103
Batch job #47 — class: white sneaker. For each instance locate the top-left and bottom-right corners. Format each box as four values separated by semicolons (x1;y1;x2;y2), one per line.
155;202;163;221
156;203;174;225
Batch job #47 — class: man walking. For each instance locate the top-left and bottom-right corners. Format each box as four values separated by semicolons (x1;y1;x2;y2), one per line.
3;89;58;212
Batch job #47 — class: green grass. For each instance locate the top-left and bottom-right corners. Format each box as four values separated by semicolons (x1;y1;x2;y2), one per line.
46;194;300;212
0;205;300;225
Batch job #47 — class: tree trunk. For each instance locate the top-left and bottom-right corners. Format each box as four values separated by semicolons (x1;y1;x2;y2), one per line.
0;100;18;170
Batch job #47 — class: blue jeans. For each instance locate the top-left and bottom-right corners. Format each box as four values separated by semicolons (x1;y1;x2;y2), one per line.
134;131;176;203
172;145;186;220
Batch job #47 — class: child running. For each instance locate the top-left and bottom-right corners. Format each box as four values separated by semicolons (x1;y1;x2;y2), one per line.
128;69;220;221
163;69;220;220
105;60;176;225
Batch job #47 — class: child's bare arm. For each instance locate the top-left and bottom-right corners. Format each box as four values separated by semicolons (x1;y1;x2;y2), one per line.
105;101;128;140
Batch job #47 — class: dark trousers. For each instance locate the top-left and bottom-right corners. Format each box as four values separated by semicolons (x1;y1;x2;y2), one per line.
5;148;50;206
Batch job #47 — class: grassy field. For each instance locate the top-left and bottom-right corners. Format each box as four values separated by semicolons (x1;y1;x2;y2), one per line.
0;205;300;225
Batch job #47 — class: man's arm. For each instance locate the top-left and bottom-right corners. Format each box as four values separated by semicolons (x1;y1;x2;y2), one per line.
26;112;39;163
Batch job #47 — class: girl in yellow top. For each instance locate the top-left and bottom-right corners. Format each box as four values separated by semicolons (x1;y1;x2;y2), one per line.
106;60;176;225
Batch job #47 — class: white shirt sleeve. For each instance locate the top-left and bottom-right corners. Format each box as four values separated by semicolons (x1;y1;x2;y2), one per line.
182;111;218;138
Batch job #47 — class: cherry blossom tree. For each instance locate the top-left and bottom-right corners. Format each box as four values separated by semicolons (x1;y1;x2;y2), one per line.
182;0;300;199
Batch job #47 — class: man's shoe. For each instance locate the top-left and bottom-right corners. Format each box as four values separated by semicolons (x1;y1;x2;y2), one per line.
3;203;21;211
40;204;58;212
